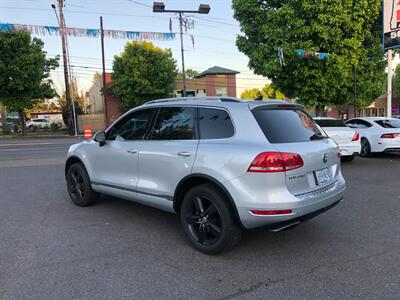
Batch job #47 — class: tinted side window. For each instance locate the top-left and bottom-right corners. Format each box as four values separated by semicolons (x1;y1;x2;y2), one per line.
107;109;155;141
375;119;400;128
150;107;195;140
199;108;234;139
253;109;323;143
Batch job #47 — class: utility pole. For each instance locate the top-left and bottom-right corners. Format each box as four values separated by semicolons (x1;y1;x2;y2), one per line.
178;12;186;97
387;49;393;118
100;16;108;127
353;65;357;118
56;0;72;134
153;2;210;98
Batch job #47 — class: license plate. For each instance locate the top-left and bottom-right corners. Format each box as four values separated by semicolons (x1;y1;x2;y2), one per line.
315;168;330;185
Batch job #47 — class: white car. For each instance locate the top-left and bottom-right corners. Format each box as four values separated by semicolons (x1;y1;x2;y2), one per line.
345;117;400;157
26;118;51;128
314;117;361;161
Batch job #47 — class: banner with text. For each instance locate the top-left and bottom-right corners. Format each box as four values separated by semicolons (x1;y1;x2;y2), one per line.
384;0;400;49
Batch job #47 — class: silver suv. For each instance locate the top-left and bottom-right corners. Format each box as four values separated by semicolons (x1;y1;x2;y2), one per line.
65;97;345;254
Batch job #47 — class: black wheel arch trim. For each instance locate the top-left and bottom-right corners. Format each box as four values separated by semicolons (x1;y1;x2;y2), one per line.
65;156;87;179
173;173;245;229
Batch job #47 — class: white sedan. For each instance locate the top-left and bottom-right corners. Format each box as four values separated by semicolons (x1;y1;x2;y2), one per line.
26;118;51;129
314;117;361;161
345;117;400;157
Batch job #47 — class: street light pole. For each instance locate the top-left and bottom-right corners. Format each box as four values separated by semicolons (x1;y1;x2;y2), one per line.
152;2;210;98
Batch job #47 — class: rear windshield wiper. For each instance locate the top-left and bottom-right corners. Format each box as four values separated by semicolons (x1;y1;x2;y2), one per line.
309;133;326;140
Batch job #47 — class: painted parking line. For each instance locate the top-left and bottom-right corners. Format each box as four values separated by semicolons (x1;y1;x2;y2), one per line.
0;147;67;152
0;142;74;147
0;157;65;168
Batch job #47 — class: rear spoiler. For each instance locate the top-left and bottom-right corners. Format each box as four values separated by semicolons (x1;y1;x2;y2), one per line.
249;102;305;111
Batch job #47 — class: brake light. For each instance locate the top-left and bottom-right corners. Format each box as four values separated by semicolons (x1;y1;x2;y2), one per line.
352;131;360;141
248;152;303;173
336;146;341;158
381;133;400;138
250;209;293;215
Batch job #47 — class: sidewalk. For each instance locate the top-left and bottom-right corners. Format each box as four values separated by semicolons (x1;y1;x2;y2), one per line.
0;133;83;140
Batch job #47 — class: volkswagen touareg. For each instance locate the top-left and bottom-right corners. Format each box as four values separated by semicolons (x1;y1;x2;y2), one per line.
65;97;345;254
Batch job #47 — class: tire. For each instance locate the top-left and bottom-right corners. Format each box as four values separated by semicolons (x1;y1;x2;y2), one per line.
66;163;99;206
180;184;242;254
360;138;371;157
341;156;355;162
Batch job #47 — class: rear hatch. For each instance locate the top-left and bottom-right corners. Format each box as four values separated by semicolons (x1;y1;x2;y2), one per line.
314;119;355;145
252;106;340;196
375;119;400;142
322;127;355;144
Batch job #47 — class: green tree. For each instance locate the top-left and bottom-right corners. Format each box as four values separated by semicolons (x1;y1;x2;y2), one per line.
177;69;199;79
393;64;400;96
240;83;285;100
232;0;385;115
58;79;86;129
0;31;58;134
111;41;177;109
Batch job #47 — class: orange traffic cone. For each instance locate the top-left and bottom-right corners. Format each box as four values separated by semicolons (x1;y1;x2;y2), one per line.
83;125;93;139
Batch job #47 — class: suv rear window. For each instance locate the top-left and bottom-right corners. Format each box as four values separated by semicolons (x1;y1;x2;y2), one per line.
374;119;400;128
314;119;346;127
252;109;323;143
199;108;234;139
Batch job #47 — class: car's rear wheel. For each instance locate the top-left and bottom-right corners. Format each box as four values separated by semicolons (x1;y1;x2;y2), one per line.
67;163;99;206
180;184;241;254
360;138;371;157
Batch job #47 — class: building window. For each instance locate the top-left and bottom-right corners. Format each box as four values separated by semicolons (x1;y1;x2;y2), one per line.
215;87;228;96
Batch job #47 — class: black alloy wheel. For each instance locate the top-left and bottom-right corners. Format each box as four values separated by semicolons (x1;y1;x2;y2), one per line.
67;163;98;206
180;184;241;254
186;196;222;246
360;138;371;157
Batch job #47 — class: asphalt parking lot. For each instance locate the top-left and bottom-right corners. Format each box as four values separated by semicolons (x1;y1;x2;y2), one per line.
0;138;399;299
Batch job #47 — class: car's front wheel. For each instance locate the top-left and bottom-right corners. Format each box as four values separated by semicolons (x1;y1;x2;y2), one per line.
180;184;242;254
67;163;99;206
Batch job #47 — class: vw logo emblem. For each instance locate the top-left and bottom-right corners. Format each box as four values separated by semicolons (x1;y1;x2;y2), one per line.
322;153;328;164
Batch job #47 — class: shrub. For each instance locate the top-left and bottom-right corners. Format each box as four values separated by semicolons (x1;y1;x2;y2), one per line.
50;122;61;132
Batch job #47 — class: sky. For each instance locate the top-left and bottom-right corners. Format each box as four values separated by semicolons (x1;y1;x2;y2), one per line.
0;0;269;96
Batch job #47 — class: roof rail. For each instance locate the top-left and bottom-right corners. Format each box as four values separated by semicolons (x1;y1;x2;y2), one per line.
145;96;242;105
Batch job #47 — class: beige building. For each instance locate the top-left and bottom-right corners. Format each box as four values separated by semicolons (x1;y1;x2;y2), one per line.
87;76;104;114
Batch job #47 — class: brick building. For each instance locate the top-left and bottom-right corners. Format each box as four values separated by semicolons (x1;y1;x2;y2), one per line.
175;66;239;97
84;66;240;128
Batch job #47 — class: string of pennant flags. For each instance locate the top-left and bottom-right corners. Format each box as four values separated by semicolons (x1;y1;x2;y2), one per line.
278;47;330;66
0;22;176;41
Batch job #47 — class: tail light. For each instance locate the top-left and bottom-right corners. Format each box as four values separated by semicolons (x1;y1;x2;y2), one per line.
336;146;341;158
248;152;303;173
352;131;360;141
381;133;400;138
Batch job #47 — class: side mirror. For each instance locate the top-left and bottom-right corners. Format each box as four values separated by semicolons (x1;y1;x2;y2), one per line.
93;131;106;147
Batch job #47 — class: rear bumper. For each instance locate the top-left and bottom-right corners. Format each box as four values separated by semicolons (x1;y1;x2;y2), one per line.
230;177;346;229
374;140;400;152
264;198;342;231
339;142;361;157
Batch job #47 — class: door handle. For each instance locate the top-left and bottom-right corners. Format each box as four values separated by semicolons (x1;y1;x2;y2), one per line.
127;149;138;154
177;151;191;157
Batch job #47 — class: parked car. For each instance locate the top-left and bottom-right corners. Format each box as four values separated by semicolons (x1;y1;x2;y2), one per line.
313;117;361;161
345;117;400;156
26;118;50;129
65;97;346;254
